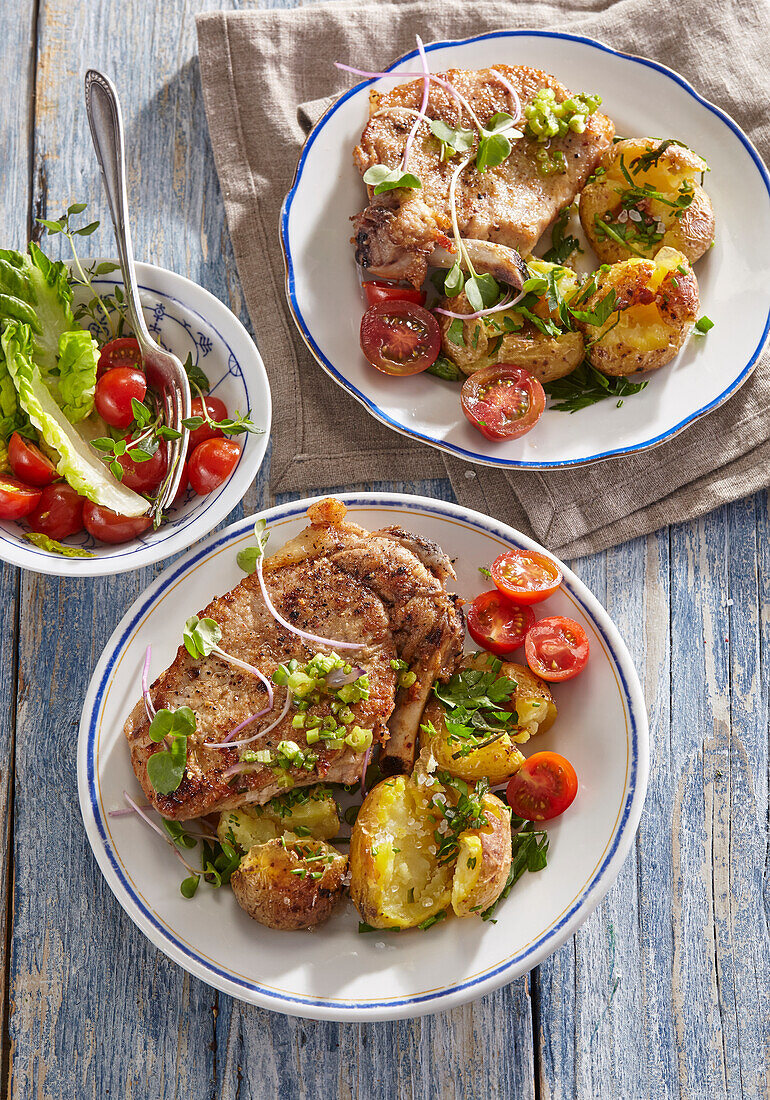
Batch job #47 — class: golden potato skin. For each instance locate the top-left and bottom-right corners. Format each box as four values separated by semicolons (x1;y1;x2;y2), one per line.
576;247;699;376
217;787;340;851
230;836;347;930
349;775;453;929
437;262;583;383
451;794;512;917
579;137;715;264
420;697;525;784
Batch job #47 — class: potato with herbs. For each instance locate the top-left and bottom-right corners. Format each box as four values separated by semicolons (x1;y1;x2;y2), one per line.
419;652;557;784
217;785;340;851
437;261;583;384
579;137;715;264
349;774;453;929
575;247;699;376
230;835;348;930
451;793;512;917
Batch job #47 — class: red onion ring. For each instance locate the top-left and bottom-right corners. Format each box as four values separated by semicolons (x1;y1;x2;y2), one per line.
401;35;431;169
489;69;522;123
434;287;526;321
255;556;360;651
122;790;199;875
204;688;293;750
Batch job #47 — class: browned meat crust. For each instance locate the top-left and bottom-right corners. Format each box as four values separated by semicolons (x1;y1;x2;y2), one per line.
352;65;615;284
124;501;464;818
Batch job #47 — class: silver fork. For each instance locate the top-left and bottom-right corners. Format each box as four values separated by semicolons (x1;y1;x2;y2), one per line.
84;69;190;523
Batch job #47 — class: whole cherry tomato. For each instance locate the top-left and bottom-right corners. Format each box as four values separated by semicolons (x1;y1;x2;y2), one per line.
8;433;58;487
94;366;147;429
117;438;168;493
188;438;240;495
186;395;228;451
0;476;42;521
27;483;84;539
83;502;152;544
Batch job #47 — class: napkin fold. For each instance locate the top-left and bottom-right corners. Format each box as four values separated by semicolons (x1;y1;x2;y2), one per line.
196;0;770;558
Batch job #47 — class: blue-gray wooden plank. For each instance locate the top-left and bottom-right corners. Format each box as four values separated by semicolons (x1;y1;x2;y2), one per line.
0;0;36;1051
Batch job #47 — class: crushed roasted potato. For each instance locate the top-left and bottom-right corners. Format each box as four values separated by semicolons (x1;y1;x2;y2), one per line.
451;793;512;917
579;137;715;264
217;786;340;851
575;247;699;376
230;835;348;930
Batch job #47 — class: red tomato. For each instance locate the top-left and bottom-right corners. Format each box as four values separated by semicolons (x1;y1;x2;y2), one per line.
83;502;152;544
116;438;168;493
506;752;578;821
491;548;563;606
97;337;143;378
360;300;440;375
0;476;42;520
27;483;84;539
187;395;228;451
188;438;240;495
525;616;590;682
467;590;536;656
8;433;58;486
363;280;426;307
94;366;147;429
461;364;545;441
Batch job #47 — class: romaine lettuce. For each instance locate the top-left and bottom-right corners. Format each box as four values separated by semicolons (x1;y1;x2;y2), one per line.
0;243;99;421
2;322;148;517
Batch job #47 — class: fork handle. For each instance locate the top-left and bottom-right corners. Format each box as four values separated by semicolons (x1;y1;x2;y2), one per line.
84;70;151;347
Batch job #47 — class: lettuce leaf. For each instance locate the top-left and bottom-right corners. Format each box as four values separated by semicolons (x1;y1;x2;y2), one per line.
0;243;99;422
55;329;99;422
2;322;148;517
0;243;74;376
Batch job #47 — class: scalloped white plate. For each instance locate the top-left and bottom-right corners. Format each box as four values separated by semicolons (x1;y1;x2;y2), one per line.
281;31;770;469
0;259;271;575
78;493;648;1020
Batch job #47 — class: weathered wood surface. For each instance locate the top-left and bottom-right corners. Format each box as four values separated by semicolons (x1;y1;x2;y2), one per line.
0;1;768;1097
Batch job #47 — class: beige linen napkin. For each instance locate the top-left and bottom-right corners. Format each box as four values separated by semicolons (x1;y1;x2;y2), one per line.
196;0;770;558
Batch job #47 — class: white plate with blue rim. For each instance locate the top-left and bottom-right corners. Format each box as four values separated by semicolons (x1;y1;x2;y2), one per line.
280;31;770;469
78;492;648;1021
0;259;271;576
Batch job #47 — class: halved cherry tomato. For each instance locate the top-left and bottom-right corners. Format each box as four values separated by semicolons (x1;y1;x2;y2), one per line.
525;616;590;682
363;280;426;307
27;483;84;539
360;299;440;375
8;432;58;487
94;366;147;429
467;590;536;656
506;751;578;821
117;438;168;493
188;438;240;495
97;336;143;378
0;476;42;520
187;395;228;451
461;364;545;441
83;502;152;544
491;548;563;606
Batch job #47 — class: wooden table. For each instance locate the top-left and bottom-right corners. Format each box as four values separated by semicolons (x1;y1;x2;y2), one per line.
1;2;767;1096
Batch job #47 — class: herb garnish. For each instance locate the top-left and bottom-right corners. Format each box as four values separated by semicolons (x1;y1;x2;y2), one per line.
544;361;649;413
431;771;491;865
430;118;474;161
362;164;421;195
542;205;582;265
694;315;714;334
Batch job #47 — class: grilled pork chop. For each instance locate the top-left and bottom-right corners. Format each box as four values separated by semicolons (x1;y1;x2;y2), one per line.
352;65;615;286
124;499;463;819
